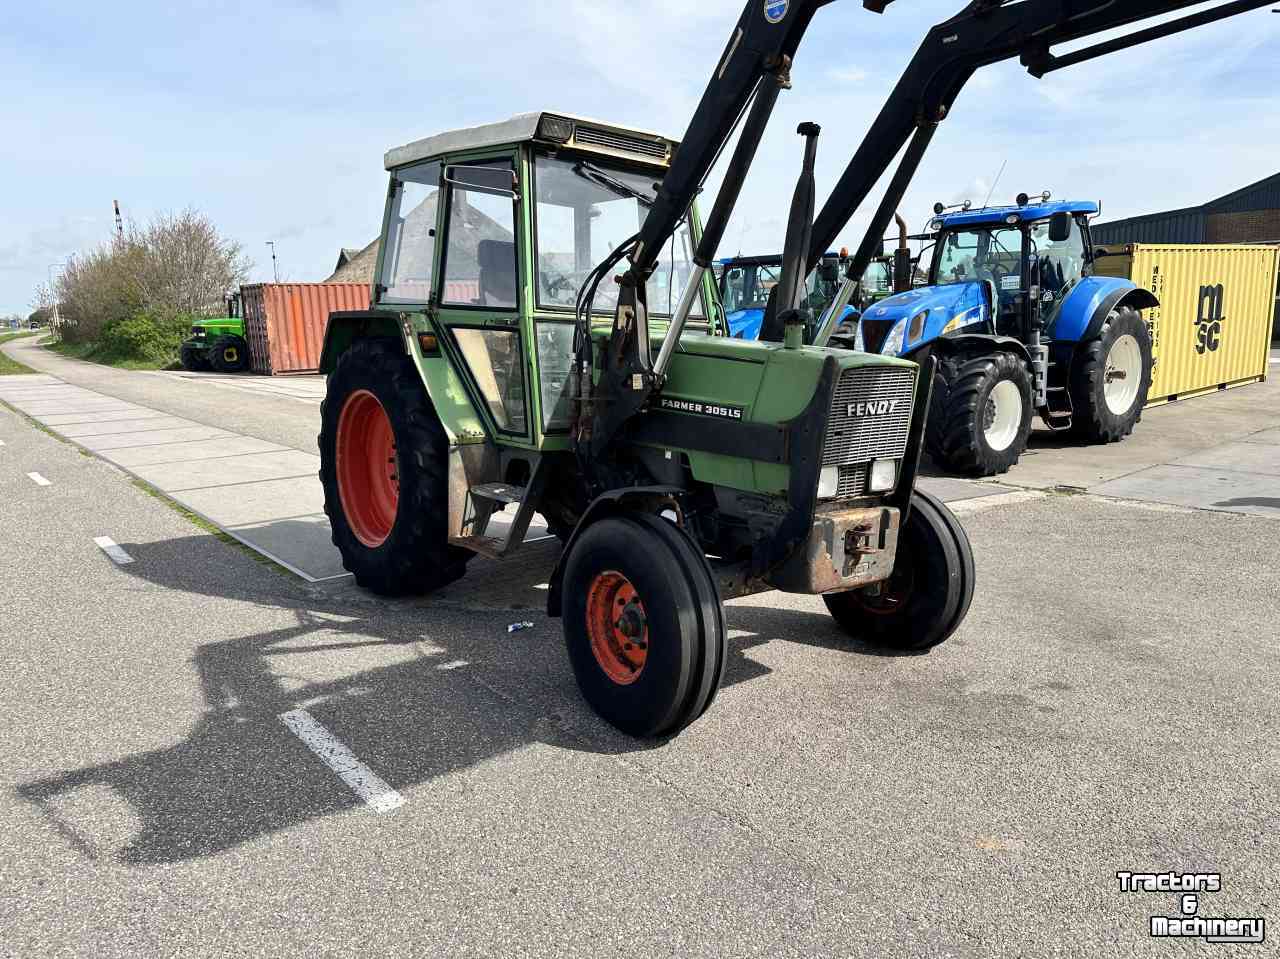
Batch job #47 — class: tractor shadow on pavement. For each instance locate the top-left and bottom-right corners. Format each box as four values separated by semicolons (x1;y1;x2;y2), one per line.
17;528;893;866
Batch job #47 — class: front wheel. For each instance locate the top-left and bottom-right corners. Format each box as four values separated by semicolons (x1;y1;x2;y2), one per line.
930;351;1033;476
562;514;724;737
823;489;975;652
1070;306;1152;443
319;338;470;596
208;334;250;373
178;343;209;372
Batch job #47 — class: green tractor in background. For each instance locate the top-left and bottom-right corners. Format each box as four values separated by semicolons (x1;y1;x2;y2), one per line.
179;292;251;373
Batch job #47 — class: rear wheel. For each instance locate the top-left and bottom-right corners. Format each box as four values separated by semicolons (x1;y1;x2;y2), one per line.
824;489;975;652
1070;307;1152;443
319;338;470;595
178;343;209;372
931;351;1032;476
562;515;724;737
208;334;250;373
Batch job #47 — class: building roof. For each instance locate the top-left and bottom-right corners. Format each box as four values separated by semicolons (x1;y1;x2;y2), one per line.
384;111;677;171
1090;171;1280;245
326;238;379;283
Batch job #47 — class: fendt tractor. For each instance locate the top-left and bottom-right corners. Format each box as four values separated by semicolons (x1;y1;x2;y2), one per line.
317;0;1267;737
849;195;1157;475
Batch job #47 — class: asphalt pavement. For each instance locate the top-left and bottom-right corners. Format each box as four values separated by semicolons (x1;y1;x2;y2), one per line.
2;342;1278;957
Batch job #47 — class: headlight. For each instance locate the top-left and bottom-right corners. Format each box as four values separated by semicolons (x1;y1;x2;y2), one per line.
869;459;898;493
817;465;840;499
880;319;907;355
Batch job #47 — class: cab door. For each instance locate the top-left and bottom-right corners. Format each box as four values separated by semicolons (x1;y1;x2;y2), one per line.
431;154;533;445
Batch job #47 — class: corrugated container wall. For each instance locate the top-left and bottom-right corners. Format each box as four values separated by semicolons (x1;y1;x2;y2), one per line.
1092;244;1279;405
241;283;370;374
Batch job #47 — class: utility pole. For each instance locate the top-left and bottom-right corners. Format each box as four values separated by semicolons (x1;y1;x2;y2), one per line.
113;200;124;241
266;241;280;283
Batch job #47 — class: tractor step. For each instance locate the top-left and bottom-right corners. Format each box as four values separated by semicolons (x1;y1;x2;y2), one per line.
449;534;511;559
468;483;526;505
1041;386;1074;431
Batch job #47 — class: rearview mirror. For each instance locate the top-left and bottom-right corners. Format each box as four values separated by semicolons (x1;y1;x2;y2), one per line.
444;165;519;200
1048;211;1073;243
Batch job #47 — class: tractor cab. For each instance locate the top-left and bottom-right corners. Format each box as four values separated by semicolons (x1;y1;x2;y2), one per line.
363;112;718;445
854;196;1096;356
717;251;851;339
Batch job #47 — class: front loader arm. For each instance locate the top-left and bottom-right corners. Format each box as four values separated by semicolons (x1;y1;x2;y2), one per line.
807;0;1273;284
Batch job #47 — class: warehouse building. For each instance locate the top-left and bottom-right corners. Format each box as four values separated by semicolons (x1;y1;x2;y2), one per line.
1091;172;1280;337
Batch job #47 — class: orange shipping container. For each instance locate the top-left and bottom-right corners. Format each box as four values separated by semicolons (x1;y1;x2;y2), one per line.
241;283;370;375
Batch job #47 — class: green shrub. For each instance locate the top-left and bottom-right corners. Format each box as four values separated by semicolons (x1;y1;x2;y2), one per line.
98;310;193;363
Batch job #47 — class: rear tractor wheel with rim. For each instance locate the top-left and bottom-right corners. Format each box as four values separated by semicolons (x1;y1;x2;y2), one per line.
319;337;470;596
823;488;975;652
1070;306;1153;443
208;334;250;373
562;514;725;738
928;351;1033;476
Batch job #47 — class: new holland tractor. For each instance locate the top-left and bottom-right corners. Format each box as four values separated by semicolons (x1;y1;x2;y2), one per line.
846;196;1157;475
316;0;1266;737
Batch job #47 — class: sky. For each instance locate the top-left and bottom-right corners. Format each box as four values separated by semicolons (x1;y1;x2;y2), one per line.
1;0;1277;318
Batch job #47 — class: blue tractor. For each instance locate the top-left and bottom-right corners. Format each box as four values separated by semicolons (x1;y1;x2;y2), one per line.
846;195;1157;476
718;251;875;339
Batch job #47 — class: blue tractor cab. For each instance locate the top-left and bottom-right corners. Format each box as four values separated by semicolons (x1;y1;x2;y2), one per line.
718;251;864;339
846;195;1158;476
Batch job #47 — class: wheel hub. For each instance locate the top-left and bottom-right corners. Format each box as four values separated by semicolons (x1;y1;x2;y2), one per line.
335;389;400;548
585;571;648;685
1104;333;1142;415
983;379;1023;452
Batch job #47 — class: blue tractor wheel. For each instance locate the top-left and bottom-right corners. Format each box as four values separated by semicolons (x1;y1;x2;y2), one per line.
1069;307;1153;443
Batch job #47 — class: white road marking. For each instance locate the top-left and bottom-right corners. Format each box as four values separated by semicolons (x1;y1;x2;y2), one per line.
93;536;135;566
278;709;405;814
0;439;6;446
27;472;51;486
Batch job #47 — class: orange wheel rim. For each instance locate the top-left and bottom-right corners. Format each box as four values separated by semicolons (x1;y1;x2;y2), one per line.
585;570;648;685
335;389;399;548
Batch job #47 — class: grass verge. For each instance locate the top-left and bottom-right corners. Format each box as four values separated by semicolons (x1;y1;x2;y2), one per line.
0;331;37;374
46;339;179;371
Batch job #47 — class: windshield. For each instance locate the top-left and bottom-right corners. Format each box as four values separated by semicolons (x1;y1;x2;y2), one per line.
720;260;839;315
932;227;1022;287
534;154;702;317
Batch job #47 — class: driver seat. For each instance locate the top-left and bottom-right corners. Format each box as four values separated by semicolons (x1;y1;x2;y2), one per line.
477;240;517;308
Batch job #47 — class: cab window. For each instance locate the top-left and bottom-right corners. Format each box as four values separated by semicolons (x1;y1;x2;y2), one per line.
1029;216;1087;299
441;160;519;309
381;161;442;304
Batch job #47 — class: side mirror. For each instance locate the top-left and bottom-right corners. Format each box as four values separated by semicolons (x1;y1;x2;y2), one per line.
1048;211;1073;243
444;165;519;200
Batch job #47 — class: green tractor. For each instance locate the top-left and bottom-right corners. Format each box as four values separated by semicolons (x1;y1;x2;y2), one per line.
315;0;1261;737
179;293;251;373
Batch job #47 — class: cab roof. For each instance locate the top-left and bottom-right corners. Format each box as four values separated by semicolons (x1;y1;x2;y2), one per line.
384;111;679;171
936;200;1099;229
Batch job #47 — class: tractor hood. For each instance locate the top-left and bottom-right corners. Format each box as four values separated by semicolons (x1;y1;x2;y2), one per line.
857;282;987;356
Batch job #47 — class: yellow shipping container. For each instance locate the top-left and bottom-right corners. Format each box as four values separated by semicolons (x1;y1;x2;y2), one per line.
1092;243;1279;406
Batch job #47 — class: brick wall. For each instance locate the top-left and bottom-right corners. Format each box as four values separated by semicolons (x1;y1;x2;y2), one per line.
1205;210;1280;244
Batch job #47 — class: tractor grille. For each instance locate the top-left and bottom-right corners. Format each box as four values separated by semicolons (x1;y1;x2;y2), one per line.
822;366;918;495
836;464;869;498
573;124;670;162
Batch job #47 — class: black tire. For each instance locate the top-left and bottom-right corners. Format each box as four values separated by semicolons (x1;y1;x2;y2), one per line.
178;344;209;372
319;337;470;596
562;515;724;738
823;488;975;652
1069;306;1152;444
924;354;958;466
208;334;250;373
931;351;1033;476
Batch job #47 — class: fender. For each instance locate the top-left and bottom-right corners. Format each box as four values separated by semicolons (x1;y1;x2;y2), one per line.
318;309;403;374
546;486;689;617
907;333;1031;365
1048;277;1159;343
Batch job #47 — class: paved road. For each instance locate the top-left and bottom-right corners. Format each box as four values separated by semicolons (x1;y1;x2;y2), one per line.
3;365;1278;955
